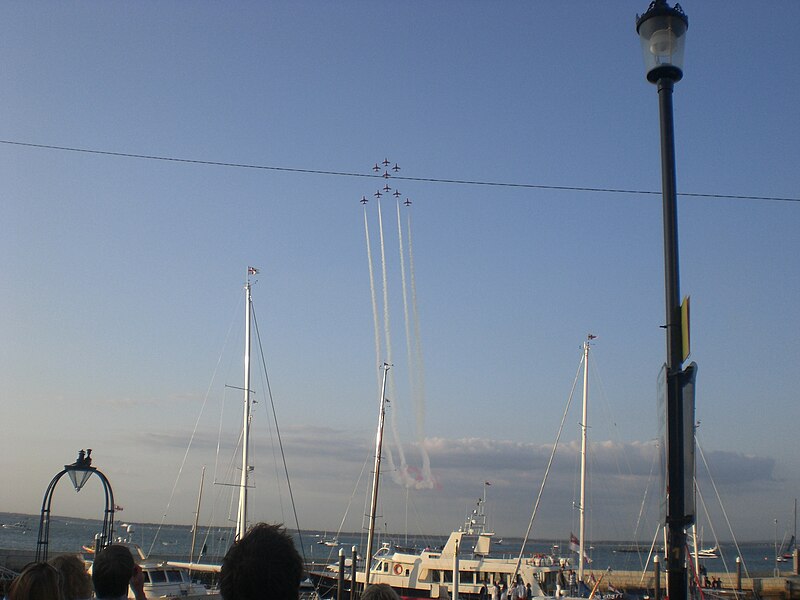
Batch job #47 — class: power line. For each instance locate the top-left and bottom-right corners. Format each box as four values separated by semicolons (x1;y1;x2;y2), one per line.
1;138;797;204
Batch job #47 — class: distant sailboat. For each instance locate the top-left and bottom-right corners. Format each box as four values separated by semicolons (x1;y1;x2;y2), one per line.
778;498;797;562
696;545;720;559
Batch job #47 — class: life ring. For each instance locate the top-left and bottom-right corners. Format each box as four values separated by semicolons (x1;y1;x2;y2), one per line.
394;564;403;575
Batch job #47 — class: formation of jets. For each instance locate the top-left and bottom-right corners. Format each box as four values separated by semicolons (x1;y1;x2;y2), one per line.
362;159;412;205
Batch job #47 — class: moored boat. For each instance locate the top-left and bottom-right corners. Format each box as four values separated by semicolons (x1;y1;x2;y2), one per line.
309;525;566;600
84;525;217;598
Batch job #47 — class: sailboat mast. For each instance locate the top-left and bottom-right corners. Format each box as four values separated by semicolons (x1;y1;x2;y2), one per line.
189;466;205;571
365;363;390;586
578;336;590;582
236;277;253;540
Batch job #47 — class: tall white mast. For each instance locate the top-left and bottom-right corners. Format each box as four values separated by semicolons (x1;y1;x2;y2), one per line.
235;274;253;541
578;334;594;582
365;363;390;586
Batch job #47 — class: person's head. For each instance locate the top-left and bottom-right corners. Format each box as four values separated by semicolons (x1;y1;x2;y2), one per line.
92;544;135;598
9;562;64;600
220;522;303;600
362;583;401;600
49;554;92;600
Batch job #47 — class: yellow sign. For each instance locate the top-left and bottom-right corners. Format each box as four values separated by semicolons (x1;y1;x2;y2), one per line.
681;296;690;361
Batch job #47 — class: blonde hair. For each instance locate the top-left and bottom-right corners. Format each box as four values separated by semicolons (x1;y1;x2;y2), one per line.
9;562;64;600
49;554;92;600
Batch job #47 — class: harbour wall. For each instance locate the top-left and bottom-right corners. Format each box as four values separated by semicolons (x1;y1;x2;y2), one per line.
597;570;800;600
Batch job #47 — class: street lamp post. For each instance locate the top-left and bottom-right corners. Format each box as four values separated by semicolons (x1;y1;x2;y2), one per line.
35;450;115;561
636;3;693;600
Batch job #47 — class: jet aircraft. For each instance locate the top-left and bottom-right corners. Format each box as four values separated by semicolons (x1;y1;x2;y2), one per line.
361;196;368;204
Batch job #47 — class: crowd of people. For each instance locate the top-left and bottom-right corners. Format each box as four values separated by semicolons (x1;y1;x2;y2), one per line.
7;541;149;600
5;521;315;600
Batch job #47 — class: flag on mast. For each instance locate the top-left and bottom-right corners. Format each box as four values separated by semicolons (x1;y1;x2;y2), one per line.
570;533;580;553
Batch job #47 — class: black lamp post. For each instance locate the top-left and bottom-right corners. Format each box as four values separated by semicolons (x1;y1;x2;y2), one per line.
636;4;694;600
35;449;115;561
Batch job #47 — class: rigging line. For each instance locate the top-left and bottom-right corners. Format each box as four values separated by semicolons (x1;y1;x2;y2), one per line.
635;453;660;582
146;301;235;558
696;434;750;580
513;353;584;582
1;138;797;203
255;334;288;524
250;303;309;568
335;446;372;542
695;481;727;574
640;523;663;586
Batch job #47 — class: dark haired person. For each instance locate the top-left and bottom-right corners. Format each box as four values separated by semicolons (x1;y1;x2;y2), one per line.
362;583;401;600
220;523;303;600
91;544;146;600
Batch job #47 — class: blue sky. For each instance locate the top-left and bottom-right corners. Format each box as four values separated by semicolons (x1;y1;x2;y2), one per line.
1;2;798;544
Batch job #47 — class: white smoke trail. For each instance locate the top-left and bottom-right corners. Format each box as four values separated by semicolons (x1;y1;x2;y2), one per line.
406;207;434;488
361;195;435;491
364;207;383;389
376;199;404;478
392;199;423;489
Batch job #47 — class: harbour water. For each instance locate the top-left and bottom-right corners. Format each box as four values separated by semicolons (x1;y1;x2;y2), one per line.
0;511;789;578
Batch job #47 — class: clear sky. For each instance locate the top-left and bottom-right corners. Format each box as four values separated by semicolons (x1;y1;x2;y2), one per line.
1;2;798;544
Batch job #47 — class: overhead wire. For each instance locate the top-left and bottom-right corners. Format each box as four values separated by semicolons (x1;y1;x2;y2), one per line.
1;139;797;203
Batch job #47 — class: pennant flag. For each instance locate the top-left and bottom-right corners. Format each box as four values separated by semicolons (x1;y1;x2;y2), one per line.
569;533;592;563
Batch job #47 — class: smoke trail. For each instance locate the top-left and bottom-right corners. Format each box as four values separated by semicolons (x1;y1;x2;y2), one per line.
364;207;383;390
361;194;435;491
406;206;434;488
376;199;405;477
392;199;423;489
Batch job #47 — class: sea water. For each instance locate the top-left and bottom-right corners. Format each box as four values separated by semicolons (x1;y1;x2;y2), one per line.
0;511;786;578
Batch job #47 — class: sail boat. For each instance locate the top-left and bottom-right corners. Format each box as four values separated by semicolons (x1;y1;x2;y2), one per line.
169;269;259;575
778;498;797;562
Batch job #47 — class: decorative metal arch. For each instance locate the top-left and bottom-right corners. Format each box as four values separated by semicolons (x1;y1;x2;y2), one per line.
35;451;115;562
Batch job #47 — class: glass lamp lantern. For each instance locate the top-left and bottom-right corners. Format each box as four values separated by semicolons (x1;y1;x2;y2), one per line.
636;0;688;83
